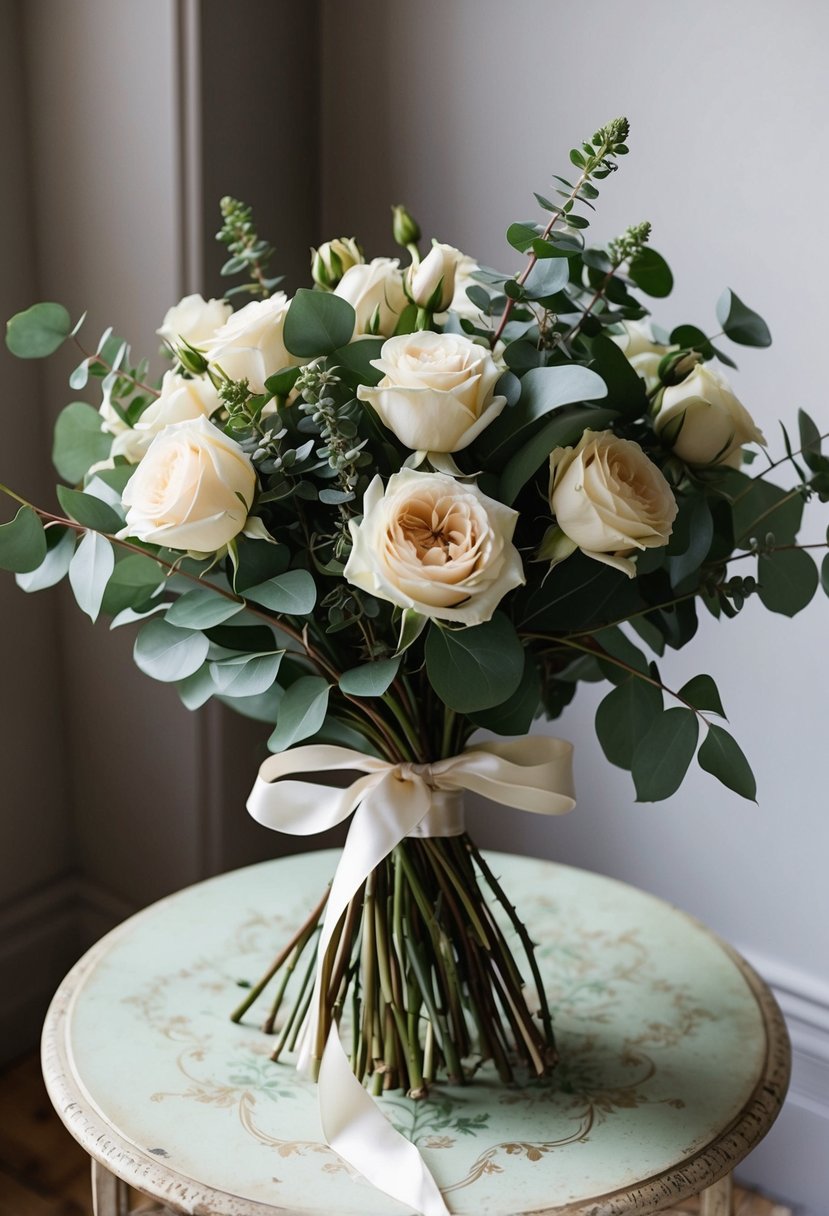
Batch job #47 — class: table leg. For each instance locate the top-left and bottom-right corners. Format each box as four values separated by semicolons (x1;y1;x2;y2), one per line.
699;1172;733;1216
91;1158;130;1216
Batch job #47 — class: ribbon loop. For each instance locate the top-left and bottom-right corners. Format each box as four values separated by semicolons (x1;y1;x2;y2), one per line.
246;733;575;1216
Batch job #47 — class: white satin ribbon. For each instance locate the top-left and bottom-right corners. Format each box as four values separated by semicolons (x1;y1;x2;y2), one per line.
246;735;575;1216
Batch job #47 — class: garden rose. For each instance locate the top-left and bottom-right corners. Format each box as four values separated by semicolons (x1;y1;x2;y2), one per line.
122;415;256;553
446;254;483;320
356;331;506;453
203;292;299;394
406;242;461;312
110;371;221;464
548;429;677;576
655;364;766;467
334;258;407;336
344;469;524;625
611;318;676;389
157;293;231;348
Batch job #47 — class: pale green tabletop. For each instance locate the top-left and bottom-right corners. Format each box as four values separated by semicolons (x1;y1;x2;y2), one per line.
42;852;789;1215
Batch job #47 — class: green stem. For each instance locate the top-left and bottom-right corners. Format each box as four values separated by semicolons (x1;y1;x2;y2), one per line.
230;886;328;1024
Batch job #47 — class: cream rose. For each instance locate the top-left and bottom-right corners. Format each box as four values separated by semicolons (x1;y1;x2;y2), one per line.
122;415;256;553
446;254;483;320
110;371;222;464
203;292;300;394
356;331;506;454
334;257;407;336
157;293;231;348
655;364;766;467
406;242;461;312
611;318;676;389
548;429;677;577
344;469;524;625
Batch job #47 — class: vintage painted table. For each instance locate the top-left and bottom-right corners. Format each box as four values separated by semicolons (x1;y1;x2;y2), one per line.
41;851;790;1216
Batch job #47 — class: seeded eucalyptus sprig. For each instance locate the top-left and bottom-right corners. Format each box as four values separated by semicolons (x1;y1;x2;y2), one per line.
216;196;284;299
491;116;631;346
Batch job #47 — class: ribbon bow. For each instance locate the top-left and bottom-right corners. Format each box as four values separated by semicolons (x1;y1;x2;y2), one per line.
247;735;575;1216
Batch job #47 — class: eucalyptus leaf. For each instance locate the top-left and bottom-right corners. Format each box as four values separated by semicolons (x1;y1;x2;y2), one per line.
210;650;284;697
477;363;608;464
16;527;75;591
68;531;115;622
0;506;47;573
698;723;757;800
268;676;330;751
166;587;245;629
52;402;112;483
678;673;726;717
6;302;72;358
101;554;165;617
56;485;122;533
133;618;210;682
178;665;217;710
469;652;541;735
232;537;290;592
596;677;663;769
716;289;771;348
757;548;819;616
245;569;317;616
631;708;699;802
628;248;673;298
339;657;400;698
283;289;355;356
425;613;524;713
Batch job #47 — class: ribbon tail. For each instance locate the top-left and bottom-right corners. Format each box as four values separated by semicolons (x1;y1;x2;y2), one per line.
320;1027;450;1216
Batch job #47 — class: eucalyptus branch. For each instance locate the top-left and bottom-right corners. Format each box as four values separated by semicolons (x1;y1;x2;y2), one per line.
217;196;279;298
748;430;829;482
490;117;630;349
553;634;711;726
560;220;651;347
73;337;160;398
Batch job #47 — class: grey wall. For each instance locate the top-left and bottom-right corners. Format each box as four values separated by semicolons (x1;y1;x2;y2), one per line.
0;1;826;1210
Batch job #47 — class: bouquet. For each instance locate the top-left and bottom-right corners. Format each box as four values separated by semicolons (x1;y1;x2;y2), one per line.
2;116;826;1212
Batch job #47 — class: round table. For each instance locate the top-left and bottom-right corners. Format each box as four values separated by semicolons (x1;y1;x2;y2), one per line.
41;852;789;1216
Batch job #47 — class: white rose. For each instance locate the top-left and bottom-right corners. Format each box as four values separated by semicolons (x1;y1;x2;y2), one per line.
344;469;524;625
203;292;300;394
334;258;407;336
311;237;363;289
122;415;256;553
406;242;461;312
549;429;677;577
655;364;766;468
611;319;676;389
357;331;506;454
110;371;222;464
157;293;231;348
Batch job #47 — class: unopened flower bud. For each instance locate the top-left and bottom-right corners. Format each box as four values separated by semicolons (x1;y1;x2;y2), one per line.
392;205;421;248
405;242;461;312
311;237;363;290
175;340;210;376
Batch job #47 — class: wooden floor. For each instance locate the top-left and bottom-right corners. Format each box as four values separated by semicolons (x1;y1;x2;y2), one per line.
0;1052;794;1215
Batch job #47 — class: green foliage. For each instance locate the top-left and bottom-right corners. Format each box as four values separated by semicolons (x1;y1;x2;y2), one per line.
16;527;75;592
678;674;726;717
268;677;330;751
244;570;317;616
68;531;114;622
339;658;400;698
468;652;541;735
283;290;356;357
52;402;112;483
477;364;608;465
216;196;282;298
210;651;284;698
166;587;245;629
6;302;72;358
627;248;673;298
716;289;771;348
133;618;209;683
100;554;165;617
631;707;699;802
757;548;819;616
697;723;756;801
425;614;524;713
56;486;122;534
0;506;47;573
596;676;662;768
